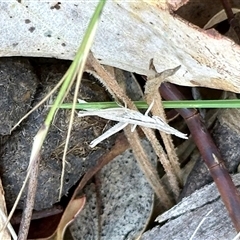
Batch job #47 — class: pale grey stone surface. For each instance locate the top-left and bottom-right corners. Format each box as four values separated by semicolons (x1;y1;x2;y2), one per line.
142;173;240;240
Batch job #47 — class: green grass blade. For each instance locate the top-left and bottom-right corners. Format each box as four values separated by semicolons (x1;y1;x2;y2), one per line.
58;0;107;199
58;99;240;110
45;0;106;126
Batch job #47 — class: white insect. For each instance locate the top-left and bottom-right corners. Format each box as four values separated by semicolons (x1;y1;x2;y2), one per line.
78;102;188;147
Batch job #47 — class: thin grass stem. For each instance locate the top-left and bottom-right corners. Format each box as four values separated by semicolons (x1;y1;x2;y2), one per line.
58;99;240;110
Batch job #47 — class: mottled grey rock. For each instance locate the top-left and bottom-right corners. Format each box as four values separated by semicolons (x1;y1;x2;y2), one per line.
0;59;113;210
70;139;155;240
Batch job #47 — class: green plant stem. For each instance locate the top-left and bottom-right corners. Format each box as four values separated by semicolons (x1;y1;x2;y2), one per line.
45;0;106;126
58;99;240;110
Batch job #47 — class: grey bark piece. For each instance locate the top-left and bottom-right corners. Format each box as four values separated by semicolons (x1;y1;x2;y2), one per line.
141;173;240;240
70;139;155;240
2;2;240;92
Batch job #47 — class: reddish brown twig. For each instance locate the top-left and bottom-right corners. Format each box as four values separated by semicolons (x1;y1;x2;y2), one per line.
219;0;240;42
160;82;240;232
220;0;234;21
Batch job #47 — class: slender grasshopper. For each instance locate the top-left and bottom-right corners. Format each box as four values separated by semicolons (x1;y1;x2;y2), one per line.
78;102;188;147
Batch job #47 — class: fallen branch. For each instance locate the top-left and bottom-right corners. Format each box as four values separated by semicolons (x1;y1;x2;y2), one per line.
160;82;240;231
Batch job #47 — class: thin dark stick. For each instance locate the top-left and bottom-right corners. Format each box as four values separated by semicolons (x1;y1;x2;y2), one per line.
17;156;40;240
160;82;240;232
219;0;240;42
220;0;234;20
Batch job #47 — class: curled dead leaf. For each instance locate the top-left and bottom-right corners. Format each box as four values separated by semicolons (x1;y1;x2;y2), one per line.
204;8;240;29
32;197;86;240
